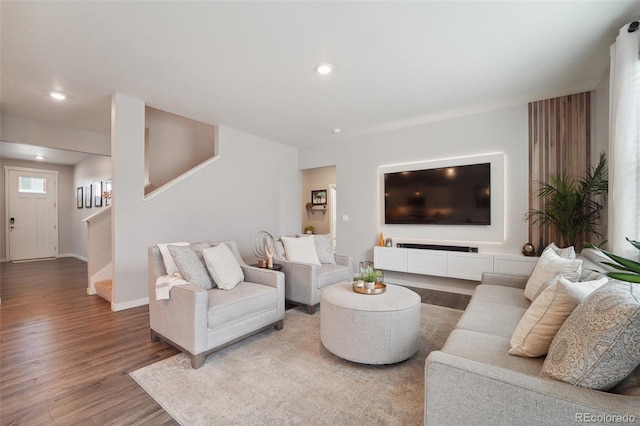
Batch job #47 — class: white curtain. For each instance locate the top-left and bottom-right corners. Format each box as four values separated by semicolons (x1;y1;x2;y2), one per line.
608;22;640;258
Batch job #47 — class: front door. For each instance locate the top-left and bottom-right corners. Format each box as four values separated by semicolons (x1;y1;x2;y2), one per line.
5;167;59;261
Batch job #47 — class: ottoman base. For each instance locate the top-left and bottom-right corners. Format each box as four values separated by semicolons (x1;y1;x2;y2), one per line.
320;282;421;364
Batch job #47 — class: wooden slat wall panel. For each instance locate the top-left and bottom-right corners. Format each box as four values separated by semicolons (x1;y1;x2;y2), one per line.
528;92;591;252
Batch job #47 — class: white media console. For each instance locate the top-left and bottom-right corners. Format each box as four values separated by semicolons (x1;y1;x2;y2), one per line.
373;246;538;282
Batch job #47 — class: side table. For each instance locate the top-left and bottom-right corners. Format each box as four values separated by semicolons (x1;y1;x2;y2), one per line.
250;263;282;271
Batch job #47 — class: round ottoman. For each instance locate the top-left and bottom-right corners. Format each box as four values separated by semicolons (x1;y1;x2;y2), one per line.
320;282;421;364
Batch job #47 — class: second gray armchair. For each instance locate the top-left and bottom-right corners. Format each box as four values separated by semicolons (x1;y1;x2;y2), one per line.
273;234;352;314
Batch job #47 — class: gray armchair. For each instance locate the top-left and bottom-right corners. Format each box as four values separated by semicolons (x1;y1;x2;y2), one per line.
148;240;285;368
273;236;353;314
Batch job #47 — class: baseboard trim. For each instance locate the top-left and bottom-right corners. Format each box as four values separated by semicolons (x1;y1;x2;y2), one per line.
111;297;149;312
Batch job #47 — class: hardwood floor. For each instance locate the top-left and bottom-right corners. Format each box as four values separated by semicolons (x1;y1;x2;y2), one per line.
0;258;179;425
0;258;469;425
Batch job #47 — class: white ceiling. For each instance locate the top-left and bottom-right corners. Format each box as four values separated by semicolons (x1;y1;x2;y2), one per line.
1;1;639;150
0;141;94;166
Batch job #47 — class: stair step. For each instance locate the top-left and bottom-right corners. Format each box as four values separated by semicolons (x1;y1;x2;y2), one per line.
95;279;112;302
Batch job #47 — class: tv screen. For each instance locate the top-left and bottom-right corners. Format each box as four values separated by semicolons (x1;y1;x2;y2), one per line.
384;163;491;225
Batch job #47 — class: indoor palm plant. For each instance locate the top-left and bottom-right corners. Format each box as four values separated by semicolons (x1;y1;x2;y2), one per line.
525;153;608;249
588;238;640;284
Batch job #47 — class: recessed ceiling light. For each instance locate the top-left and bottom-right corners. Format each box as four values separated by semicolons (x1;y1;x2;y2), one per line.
315;63;333;75
332;128;342;134
50;91;66;101
35;155;44;160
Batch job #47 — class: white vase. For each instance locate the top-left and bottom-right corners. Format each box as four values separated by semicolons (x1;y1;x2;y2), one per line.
364;281;375;290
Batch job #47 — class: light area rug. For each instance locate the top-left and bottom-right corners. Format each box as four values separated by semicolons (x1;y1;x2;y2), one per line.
130;304;463;426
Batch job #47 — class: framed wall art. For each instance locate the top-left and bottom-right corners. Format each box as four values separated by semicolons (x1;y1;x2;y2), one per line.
94;181;103;207
77;187;83;209
104;179;112;206
311;189;327;205
85;185;92;208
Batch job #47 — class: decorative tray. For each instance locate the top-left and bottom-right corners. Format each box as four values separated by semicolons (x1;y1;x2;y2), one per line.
352;281;386;295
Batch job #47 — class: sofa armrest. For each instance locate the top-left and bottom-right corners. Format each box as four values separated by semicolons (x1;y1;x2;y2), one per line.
241;265;284;289
149;284;209;355
334;254;352;272
425;351;640;426
277;259;318;303
481;272;529;289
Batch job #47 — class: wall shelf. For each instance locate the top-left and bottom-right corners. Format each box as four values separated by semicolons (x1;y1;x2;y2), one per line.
306;202;326;215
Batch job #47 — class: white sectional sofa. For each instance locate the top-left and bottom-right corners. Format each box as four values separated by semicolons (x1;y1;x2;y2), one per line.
424;249;640;425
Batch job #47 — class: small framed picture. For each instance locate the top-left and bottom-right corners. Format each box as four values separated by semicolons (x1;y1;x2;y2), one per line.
77;187;83;209
104;179;112;206
311;189;327;205
85;185;92;208
94;181;103;207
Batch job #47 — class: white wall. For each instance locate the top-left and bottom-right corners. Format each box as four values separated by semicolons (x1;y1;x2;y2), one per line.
145;106;217;193
72;155;112;259
110;93;300;310
299;105;530;269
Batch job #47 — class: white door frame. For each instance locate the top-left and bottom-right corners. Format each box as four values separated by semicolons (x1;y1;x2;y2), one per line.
4;166;59;261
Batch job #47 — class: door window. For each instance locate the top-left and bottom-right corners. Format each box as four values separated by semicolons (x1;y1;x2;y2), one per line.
18;176;47;194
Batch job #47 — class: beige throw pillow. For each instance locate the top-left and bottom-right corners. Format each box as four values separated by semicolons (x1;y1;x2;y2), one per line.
524;245;582;301
282;236;321;266
509;276;608;357
203;244;244;290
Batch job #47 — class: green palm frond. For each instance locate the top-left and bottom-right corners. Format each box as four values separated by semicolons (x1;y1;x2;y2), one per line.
525;153;607;248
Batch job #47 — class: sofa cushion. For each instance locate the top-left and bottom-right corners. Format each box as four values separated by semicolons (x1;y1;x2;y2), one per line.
281;235;321;265
524;245;582;301
203;244;244;290
509;276;608;357
207;282;278;329
471;285;531;309
317;264;351;289
157;241;189;276
168;244;215;290
314;234;336;264
456;302;527;339
542;280;640;390
442;329;544;376
611;365;640;396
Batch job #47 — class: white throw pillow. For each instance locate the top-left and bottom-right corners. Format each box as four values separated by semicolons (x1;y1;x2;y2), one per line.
547;242;576;259
202;244;244;290
509;276;608;357
157;242;190;276
281;236;321;266
524;245;582;301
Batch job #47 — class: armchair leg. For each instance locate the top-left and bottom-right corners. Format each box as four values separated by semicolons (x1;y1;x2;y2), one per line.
275;319;284;330
190;353;206;369
305;304;318;315
150;329;161;342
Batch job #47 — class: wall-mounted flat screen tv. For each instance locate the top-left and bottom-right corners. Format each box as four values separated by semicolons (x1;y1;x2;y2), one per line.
384;162;491;225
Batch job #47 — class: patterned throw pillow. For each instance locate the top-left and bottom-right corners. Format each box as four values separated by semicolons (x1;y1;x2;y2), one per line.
524;245;582;301
168;245;215;290
541;280;640;390
156;242;190;276
314;234;336;264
